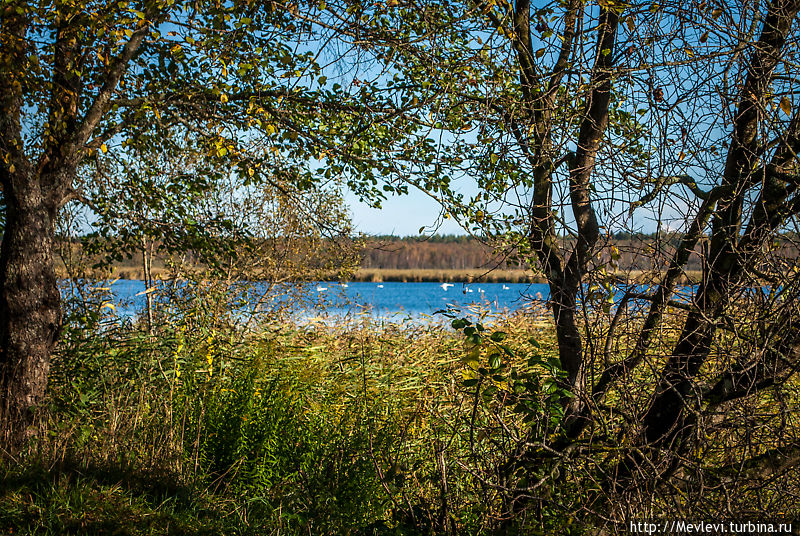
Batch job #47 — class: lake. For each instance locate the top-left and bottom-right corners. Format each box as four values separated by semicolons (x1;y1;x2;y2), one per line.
62;280;553;322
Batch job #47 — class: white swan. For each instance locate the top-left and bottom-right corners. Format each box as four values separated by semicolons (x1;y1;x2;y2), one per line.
377;284;384;288
502;284;510;290
316;285;328;292
441;282;454;290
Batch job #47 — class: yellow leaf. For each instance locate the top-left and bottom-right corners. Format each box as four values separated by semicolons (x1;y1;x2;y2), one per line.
135;287;157;296
100;143;108;153
599;0;630;13
220;93;229;103
462;345;481;369
247;167;255;177
780;96;792;117
493;380;510;391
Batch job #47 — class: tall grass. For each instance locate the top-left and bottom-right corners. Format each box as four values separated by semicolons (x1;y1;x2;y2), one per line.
3;284;796;535
1;293;506;534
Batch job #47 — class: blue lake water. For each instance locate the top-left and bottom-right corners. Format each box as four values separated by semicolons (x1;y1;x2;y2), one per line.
62;280;553;321
64;279;705;325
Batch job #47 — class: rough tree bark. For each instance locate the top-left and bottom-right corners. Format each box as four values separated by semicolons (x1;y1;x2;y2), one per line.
0;5;148;450
0;10;77;446
0;168;64;449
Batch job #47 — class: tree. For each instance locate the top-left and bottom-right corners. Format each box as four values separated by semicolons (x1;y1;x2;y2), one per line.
0;0;400;449
320;0;800;522
78;133;358;329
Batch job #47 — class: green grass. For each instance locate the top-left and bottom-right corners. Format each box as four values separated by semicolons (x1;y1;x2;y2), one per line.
0;462;231;535
1;297;586;534
2;297;797;534
1;309;479;535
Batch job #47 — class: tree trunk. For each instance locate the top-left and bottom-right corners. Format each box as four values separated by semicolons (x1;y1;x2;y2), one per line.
611;0;800;487
0;3;146;454
0;170;62;450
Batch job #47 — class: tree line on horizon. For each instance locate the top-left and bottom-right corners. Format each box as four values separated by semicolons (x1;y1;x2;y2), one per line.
54;231;788;275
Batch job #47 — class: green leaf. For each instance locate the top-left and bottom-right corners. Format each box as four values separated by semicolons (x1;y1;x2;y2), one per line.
490;331;506;342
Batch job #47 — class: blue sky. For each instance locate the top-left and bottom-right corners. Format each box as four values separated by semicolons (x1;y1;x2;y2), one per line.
345;188;467;236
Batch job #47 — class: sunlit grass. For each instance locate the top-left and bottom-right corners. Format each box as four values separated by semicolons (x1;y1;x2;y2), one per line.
2;301;797;534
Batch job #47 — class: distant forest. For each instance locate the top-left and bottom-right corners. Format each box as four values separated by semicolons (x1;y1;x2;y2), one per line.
359;233;718;273
57;233;799;279
360;235;516;271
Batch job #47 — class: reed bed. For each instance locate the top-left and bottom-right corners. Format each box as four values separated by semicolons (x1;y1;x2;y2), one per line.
1;293;796;534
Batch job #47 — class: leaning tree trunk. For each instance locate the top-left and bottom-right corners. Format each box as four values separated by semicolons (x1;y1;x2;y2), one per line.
0;168;63;450
0;3;147;453
612;0;800;487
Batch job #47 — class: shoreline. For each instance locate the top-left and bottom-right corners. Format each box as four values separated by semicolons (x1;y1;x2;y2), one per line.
57;266;702;284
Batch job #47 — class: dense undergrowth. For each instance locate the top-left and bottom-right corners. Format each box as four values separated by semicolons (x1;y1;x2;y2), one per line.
1;325;441;533
0;291;565;535
2;285;798;535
